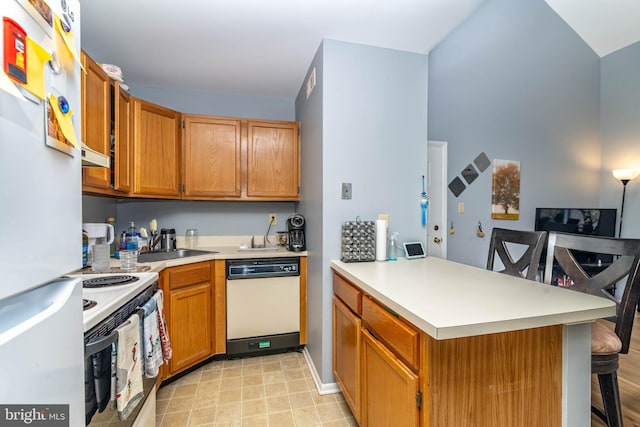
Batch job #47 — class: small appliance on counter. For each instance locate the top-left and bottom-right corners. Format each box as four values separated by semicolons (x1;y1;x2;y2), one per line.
286;214;306;252
83;222;115;250
160;228;177;250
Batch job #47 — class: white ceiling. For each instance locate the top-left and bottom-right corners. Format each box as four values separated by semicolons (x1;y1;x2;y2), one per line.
81;0;640;100
545;0;640;57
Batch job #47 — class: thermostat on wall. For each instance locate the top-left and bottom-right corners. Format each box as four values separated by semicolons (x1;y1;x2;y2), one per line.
403;241;426;259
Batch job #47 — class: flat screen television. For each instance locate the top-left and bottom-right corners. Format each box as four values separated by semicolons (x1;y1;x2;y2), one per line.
535;208;617;264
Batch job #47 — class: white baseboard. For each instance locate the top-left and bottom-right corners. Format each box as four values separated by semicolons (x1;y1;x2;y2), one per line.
302;347;340;395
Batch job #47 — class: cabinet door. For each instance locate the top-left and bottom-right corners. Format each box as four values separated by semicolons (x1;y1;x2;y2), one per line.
132;99;181;198
361;328;420;427
333;296;361;423
183;115;242;198
246;121;299;200
169;282;211;373
113;83;131;192
81;51;110;189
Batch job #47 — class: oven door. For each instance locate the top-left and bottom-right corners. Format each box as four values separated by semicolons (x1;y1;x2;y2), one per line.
84;282;159;427
85;324;157;427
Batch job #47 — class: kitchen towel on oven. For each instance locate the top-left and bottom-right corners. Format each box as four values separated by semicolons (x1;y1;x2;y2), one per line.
141;296;162;377
114;313;144;420
154;290;173;361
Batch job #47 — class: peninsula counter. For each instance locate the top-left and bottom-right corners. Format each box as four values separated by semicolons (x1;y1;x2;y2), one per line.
331;257;616;427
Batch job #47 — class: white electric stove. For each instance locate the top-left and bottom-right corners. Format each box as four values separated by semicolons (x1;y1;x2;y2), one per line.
69;271;159;331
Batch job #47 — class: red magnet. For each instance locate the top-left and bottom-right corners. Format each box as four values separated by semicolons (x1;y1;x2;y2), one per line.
3;17;28;85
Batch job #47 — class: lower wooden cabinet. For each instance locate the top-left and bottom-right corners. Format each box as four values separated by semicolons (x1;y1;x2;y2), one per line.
170;282;211;372
333;271;564;427
161;260;226;378
333;296;361;423
361;328;420;427
334;272;421;426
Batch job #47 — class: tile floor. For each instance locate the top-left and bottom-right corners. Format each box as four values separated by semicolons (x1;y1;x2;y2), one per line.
156;351;357;426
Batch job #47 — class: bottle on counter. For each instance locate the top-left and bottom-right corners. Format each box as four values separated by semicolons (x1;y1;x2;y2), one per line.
388;232;400;261
126;221;138;251
82;230;89;267
119;231;127;252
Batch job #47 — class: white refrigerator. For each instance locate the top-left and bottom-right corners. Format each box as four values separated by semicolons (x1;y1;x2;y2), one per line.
0;0;85;425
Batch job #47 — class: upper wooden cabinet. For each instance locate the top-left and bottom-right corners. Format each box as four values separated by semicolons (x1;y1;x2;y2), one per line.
81;51;131;195
81;51;299;201
81;51;110;190
182;115;242;199
183;115;299;201
113;82;132;193
246;120;299;200
132;98;181;198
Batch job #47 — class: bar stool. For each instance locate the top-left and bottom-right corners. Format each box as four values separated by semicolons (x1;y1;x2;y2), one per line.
544;231;640;427
486;228;547;280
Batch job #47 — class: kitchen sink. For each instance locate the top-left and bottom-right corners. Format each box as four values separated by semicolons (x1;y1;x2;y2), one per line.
137;249;217;263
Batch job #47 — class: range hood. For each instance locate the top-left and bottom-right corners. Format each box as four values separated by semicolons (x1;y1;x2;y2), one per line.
81;143;110;168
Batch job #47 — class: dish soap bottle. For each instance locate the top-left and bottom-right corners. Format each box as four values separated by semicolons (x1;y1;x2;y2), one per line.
388;232;399;261
126;221;138;251
82;230;89;267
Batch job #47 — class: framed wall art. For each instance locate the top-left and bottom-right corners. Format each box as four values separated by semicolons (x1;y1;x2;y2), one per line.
491;159;520;220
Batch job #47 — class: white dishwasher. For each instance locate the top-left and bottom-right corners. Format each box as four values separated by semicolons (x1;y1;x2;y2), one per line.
226;257;301;356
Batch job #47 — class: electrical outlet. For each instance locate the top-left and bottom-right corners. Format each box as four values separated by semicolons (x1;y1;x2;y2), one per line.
458;202;464;213
269;213;277;225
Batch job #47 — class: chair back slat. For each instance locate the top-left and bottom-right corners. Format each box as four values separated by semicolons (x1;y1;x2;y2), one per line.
544;231;640;354
487;228;547;281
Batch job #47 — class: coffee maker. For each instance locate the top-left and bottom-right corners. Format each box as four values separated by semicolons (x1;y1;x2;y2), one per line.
286;214;306;252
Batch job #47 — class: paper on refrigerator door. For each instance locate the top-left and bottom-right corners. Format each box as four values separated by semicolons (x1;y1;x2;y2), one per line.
20;37;52;100
54;14;84;71
48;93;79;148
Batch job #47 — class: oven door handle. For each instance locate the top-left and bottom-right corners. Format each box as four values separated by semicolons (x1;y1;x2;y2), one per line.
85;331;118;356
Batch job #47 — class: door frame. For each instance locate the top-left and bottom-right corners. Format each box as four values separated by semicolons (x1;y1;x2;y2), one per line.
427;140;448;259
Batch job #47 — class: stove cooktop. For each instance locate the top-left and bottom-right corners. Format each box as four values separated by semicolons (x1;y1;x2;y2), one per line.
82;275;139;288
69;272;159;331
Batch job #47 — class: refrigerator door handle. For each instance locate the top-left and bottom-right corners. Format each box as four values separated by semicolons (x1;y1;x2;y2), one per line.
85;332;118;356
0;278;79;347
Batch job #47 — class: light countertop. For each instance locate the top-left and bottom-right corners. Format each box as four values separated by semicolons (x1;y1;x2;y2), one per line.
139;245;305;272
88;246;306;274
331;257;616;340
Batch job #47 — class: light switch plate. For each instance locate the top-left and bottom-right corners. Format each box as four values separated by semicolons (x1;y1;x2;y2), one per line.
341;182;352;199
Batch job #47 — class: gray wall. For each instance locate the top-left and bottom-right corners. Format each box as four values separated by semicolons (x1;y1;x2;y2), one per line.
129;86;294;121
295;44;325;383
428;0;602;266
599;41;640;238
296;39;428;384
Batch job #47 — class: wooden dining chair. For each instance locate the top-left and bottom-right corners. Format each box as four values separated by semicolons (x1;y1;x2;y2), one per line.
543;232;640;427
486;228;547;281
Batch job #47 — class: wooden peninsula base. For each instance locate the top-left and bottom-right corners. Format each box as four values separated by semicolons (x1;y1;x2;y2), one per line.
332;257;613;427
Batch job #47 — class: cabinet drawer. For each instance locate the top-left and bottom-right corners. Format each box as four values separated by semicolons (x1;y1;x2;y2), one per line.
362;296;419;371
333;273;362;315
169;262;211;290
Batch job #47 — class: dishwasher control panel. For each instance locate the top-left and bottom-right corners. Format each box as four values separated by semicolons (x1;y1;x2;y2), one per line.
227;257;300;279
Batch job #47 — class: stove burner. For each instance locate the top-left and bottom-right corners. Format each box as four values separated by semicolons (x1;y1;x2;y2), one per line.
83;275;140;288
83;299;97;311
